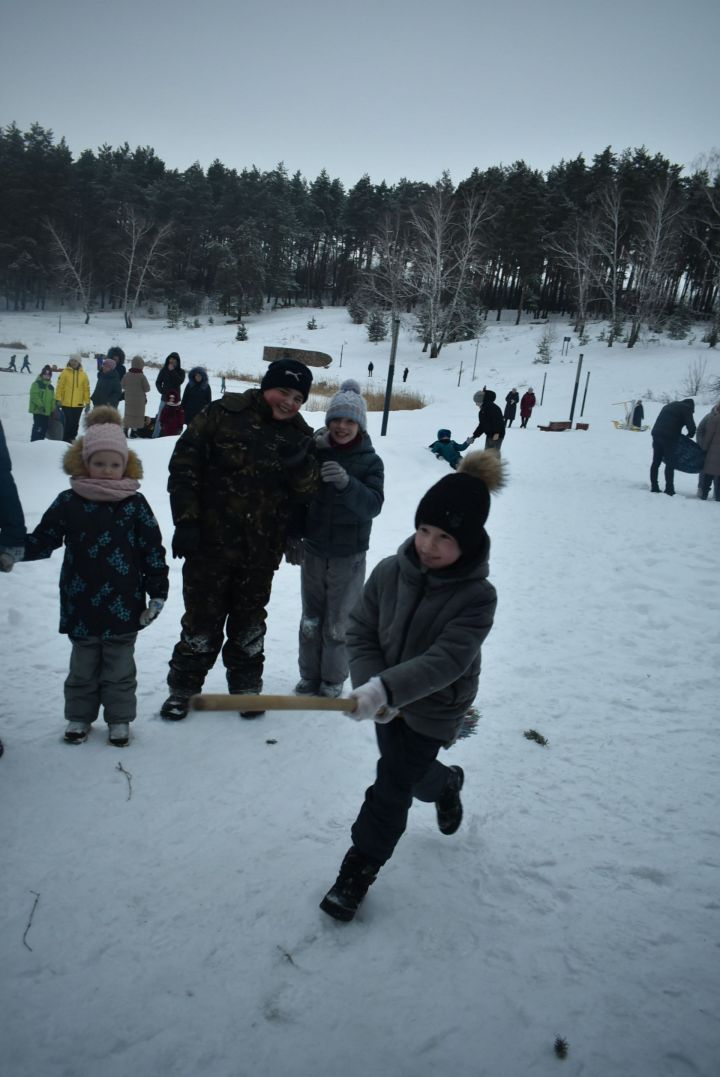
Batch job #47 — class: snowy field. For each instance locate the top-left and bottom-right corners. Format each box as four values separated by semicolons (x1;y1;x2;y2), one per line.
0;306;718;1077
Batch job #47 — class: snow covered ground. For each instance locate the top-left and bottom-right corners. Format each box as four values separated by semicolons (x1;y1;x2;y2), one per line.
1;306;718;1077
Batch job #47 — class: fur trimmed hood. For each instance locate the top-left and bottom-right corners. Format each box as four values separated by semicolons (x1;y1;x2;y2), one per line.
62;406;143;479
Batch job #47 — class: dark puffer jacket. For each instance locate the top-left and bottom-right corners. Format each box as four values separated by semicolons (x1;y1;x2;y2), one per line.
181;366;212;426
168;389;319;561
91;369;123;409
473;389;506;441
302;430;384;558
156;354;186;400
651;399;696;441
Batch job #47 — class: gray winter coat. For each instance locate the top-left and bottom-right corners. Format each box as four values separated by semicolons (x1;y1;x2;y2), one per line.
303;430;384;558
347;534;497;742
696;409;720;476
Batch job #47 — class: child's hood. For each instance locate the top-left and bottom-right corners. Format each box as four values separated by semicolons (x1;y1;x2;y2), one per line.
187;366;208;386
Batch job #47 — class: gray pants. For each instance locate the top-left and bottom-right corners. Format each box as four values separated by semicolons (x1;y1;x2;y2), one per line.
299;551;366;685
65;634;138;725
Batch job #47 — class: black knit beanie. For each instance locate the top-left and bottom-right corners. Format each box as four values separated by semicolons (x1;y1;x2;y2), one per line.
415;450;506;556
260;358;313;402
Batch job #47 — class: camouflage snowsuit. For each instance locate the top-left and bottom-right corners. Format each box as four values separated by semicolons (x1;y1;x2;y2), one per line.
166;389;319;694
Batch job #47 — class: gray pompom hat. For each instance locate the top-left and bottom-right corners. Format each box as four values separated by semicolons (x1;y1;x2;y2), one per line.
325;379;367;430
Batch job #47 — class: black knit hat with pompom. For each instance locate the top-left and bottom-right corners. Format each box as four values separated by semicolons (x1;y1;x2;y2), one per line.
415;450;506;556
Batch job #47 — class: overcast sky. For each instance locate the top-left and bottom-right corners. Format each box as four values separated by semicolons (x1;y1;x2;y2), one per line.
2;0;717;187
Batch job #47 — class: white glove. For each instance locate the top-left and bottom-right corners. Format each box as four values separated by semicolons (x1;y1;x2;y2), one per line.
321;460;349;490
345;676;397;723
139;598;164;626
0;547;24;572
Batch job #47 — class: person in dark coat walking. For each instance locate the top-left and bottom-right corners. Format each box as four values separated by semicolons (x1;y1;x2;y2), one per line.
7;354;17;372
402;367;409;383
520;389;536;428
650;399;696;495
291;380;384;699
91;358;123;409
20;355;31;373
472;389;505;451
367;362;374;377
153;352;186;437
504;389;519;427
181;366;212;427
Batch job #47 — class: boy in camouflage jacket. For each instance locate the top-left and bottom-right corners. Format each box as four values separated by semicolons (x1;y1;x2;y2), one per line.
161;358;319;719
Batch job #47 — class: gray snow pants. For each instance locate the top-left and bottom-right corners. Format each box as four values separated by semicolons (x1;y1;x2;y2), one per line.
64;633;138;726
298;550;366;686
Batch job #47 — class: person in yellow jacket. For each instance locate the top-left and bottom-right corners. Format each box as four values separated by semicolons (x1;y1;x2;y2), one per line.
55;353;91;442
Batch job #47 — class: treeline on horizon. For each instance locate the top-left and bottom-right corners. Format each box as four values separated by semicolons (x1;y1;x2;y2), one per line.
1;121;719;351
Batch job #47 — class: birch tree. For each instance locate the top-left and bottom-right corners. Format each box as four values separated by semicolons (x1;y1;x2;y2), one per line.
119;208;173;328
45;220;94;323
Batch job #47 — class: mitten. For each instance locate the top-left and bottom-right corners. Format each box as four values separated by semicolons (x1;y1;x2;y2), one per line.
139;598;165;626
345;676;397;723
321;460;349;490
171;523;201;559
0;546;24;572
278;435;312;471
284;537;304;566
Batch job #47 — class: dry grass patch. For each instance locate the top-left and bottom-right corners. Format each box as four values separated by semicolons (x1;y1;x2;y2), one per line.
0;341;27;349
219;368;427;411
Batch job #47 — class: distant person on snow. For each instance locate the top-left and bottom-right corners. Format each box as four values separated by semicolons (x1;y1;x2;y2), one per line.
7;354;17;372
91;357;123;410
428;428;473;470
20;355;31;373
28;365;56;442
367;362;374;377
519;388;536;428
631;400;644;428
504;389;519;427
15;407;169;747
158;389;185;436
153;352;186;437
181;366;212;427
55;354;91;442
121;356;151;438
402;367;409;383
319;450;504;923
650;398;696;496
472;389;505;451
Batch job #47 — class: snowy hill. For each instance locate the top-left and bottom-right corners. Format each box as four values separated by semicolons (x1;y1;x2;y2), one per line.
1;307;718;1077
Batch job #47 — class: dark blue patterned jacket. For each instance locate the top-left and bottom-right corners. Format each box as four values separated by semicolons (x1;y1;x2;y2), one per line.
23;490;169;639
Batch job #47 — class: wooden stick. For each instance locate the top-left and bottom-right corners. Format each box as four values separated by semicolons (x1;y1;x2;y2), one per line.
189;693;357;713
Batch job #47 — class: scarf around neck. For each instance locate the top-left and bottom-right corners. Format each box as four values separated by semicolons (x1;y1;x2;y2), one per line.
70;476;140;502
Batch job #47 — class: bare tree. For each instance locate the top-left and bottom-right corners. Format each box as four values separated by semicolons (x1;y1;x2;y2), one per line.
589;182;625;345
45;220;94;323
545;217;595;338
410;182;492;357
626;178;684;348
119;208;173;328
355;214;414;319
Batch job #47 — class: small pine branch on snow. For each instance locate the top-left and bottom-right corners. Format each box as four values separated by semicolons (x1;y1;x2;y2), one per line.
524;728;548;747
457;706;480;739
554;1036;569;1059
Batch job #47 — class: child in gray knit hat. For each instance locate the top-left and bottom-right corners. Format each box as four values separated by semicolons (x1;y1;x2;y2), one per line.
288;379;384;698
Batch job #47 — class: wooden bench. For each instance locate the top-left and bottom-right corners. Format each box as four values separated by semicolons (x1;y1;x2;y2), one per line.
538;421;572;431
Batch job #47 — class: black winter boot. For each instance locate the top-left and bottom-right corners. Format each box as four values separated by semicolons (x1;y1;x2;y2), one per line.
229;683;265;719
436;765;465;835
160;692;193;720
320;847;380;922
